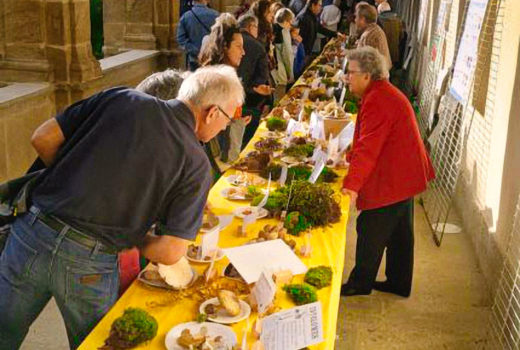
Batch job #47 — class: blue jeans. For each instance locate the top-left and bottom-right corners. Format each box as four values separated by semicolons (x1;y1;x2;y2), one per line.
0;209;119;350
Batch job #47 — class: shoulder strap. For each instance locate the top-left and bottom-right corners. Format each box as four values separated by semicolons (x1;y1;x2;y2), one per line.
190;8;211;33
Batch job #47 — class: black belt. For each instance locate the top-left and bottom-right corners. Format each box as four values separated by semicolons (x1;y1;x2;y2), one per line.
34;211;117;255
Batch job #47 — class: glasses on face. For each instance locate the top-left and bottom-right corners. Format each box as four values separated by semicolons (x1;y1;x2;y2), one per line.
217;106;233;122
346;70;364;76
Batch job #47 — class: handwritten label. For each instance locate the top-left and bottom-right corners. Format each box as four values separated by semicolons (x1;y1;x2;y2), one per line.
252;271;277;314
201;226;220;259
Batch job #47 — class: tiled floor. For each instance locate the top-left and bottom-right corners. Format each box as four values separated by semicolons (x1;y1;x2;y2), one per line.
335;200;492;349
21;200;492;349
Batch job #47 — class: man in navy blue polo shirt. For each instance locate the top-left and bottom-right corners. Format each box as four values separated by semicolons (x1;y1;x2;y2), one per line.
0;65;244;349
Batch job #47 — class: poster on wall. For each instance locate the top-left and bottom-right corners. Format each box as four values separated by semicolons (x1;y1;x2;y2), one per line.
449;0;490;104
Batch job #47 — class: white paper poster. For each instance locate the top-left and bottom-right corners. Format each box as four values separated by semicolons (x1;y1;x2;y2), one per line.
260;302;324;350
223;239;308;284
450;0;489;103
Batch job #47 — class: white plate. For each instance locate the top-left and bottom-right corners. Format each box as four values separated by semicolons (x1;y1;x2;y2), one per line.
186;247;226;264
226;175;266;187
221;187;248;201
226;175;247;187
232;206;269;219
261;131;285;139
137;266;199;290
165;322;237;350
199;297;251;324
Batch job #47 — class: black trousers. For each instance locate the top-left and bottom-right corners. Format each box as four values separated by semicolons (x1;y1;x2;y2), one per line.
345;198;414;294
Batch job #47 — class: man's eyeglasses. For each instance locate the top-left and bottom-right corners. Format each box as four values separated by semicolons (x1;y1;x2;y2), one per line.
217;106;234;122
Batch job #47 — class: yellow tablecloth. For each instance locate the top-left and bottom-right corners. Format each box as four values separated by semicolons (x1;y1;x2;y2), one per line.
79;47;350;350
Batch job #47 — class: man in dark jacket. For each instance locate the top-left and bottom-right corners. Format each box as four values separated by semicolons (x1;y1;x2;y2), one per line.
177;0;219;71
237;13;273;146
296;0;343;61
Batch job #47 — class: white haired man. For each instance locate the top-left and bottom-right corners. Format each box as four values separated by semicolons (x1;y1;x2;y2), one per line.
0;65;244;349
340;47;434;297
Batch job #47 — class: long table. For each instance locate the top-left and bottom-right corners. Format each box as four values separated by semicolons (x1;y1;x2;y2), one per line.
79;49;350;350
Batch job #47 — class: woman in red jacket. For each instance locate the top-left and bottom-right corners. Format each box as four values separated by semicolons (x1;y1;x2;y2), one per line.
341;47;435;297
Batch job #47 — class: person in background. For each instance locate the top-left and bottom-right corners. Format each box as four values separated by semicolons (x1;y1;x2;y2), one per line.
291;25;306;80
321;0;342;32
340;47;434;297
297;0;344;63
319;0;342;48
375;0;391;14
0;65;243;349
177;0;219;71
251;0;276;73
237;14;273;147
272;8;296;102
270;1;285;17
234;0;254;18
199;13;250;163
355;3;392;69
289;0;307;16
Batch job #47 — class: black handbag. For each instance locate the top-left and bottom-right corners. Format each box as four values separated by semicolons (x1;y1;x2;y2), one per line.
0;169;45;252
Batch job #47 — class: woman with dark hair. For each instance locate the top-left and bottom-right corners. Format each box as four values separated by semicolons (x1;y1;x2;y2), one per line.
251;0;276;74
199;13;249;163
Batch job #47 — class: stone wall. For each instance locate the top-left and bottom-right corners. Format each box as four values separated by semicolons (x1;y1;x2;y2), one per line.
0;83;55;182
0;0;183;182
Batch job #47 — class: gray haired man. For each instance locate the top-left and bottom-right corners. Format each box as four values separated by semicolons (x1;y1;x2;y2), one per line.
0;65;243;349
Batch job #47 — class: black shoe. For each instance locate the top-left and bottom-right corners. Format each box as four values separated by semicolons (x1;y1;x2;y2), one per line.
372;281;410;297
340;284;371;297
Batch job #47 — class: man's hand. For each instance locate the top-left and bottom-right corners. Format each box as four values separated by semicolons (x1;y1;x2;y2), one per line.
253;84;273;96
140;233;189;265
337;33;347;41
341;188;358;205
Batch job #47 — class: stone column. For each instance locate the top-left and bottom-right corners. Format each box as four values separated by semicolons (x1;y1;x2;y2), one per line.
124;0;157;49
103;0;126;55
45;0;101;108
0;0;52;82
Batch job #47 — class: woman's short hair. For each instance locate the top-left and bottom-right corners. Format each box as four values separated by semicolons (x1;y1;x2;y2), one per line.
347;46;389;80
275;8;294;25
198;13;241;66
135;69;189;100
238;13;258;30
177;65;245;109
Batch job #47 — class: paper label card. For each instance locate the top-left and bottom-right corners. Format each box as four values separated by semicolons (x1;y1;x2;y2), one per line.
339;87;346;105
310;112;325;140
217;215;234;231
337;122;355;153
255;174;271;208
252;271;277;314
260;302;324;350
279;164;288;186
201;226;220;259
308;150;327;184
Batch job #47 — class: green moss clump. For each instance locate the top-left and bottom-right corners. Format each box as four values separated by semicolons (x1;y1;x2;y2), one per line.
266;117;287;131
283;283;318;305
103;308;158;349
304;266;333;289
284;211;311;236
283;144;316;158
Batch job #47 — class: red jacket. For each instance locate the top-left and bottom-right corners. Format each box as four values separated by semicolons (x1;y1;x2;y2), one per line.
343;80;435;210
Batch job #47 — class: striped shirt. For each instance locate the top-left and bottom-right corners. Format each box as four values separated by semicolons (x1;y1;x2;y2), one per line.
357;23;393;70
